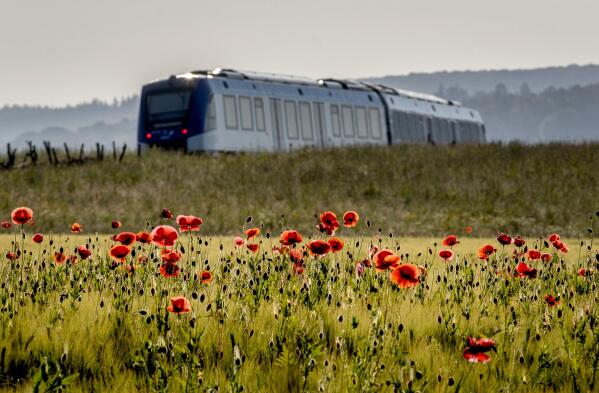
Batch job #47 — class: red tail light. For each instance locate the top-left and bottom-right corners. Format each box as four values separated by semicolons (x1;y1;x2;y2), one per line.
182;128;188;135
146;133;152;139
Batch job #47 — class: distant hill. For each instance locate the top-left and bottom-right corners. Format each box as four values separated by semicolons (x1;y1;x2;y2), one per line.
11;119;137;149
0;97;139;146
364;64;599;95
453;83;599;142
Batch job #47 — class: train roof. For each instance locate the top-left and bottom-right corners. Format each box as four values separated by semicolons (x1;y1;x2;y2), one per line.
151;68;460;106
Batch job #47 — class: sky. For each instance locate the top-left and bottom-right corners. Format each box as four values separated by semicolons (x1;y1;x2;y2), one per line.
0;0;598;107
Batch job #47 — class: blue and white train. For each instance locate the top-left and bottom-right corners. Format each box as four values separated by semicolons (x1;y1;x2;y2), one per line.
138;68;485;152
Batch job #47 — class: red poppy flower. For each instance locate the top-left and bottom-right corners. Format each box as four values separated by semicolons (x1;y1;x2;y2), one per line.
161;250;182;264
176;215;203;232
389;264;420;288
77;245;92;260
578;268;593;276
136;231;152;244
114;231;137;246
246;243;260;253
11;207;33;225
289;249;304;263
317;223;337;236
111;220;122;229
109;245;131;262
544;294;559;306
293;262;305;275
54;252;67;265
465;226;473;234
442;235;459;247
478;245;496;260
245;227;260;240
548;233;560;243
328;237;344;253
160;262;180;278
439;249;454;261
151;225;179;248
234;236;245;248
515;262;538;278
540;253;552;262
1;220;11;229
553;240;569;254
527;249;541;260
320;211;340;230
280;230;303;246
342;211;359;228
32;233;44;243
161;208;173;220
513;236;526;247
497;233;513;245
373;249;400;271
71;223;82;233
167;296;191;314
463;337;495;363
308;239;331;256
6;251;18;261
200;270;212;284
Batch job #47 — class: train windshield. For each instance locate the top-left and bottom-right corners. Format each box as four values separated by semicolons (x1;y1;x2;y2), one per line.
146;90;192;124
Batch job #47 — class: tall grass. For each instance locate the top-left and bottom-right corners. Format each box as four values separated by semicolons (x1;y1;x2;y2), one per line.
0;143;597;236
0;224;597;392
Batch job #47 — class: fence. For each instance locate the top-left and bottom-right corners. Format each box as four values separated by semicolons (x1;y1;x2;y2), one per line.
0;141;128;170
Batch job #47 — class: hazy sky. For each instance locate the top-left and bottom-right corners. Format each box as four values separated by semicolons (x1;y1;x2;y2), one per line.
1;0;597;106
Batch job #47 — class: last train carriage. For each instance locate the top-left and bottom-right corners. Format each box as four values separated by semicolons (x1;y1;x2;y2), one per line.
138;68;486;152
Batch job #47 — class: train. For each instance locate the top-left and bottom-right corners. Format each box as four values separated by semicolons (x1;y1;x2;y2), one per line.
138;68;486;152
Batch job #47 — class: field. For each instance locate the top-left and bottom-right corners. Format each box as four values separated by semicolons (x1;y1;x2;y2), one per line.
0;143;598;236
1;144;598;392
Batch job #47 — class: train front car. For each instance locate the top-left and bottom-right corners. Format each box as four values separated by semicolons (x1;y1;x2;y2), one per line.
138;73;210;151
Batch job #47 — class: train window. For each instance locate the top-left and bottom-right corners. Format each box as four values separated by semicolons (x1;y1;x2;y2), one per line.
223;95;238;129
330;105;341;137
356;107;368;138
341;105;354;137
284;100;299;139
399;112;409;141
459;122;469;142
369;108;382;139
205;95;217;131
441;119;449;143
299;102;313;141
254;98;266;131
408;114;418;141
239;96;253;131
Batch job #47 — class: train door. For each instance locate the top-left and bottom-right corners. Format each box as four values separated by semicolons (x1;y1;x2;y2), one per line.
269;98;284;151
313;102;325;148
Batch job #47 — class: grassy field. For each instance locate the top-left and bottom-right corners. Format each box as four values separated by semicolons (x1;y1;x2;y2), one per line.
0;217;598;392
1;143;598;391
0;143;598;237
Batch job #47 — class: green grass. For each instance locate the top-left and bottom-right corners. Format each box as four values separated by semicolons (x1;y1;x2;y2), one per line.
0;223;598;392
0;143;597;236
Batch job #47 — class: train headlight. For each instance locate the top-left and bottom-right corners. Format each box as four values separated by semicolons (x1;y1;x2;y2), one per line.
146;133;152;139
182;128;188;135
